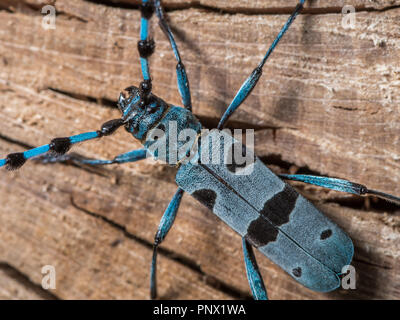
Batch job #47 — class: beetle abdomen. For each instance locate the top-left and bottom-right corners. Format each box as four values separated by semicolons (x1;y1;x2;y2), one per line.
176;130;353;292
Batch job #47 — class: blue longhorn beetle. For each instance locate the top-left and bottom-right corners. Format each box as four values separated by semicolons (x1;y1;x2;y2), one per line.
1;0;399;299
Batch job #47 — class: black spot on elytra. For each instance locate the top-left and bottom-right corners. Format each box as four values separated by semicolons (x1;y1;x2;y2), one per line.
192;189;217;210
320;229;332;240
226;142;255;173
245;217;278;248
292;267;302;278
260;185;298;226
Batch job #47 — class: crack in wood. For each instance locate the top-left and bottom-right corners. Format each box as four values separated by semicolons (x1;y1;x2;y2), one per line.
352;257;392;271
47;87;118;110
323;196;400;215
0;0;88;23
259;154;400;214
332;105;359;112
1;132;397;214
2;0;400;18
0;262;60;300
69;194;249;299
47;86;290;132
83;0;400;16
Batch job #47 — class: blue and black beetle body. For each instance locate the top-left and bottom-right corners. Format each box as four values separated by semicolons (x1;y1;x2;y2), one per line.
1;0;398;300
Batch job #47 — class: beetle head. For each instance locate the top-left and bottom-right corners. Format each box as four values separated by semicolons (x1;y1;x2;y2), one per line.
117;82;168;140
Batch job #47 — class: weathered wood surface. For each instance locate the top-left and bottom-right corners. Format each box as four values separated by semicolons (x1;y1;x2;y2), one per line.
0;0;399;300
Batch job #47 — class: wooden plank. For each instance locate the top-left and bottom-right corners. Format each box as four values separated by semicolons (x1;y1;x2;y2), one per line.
0;139;231;299
0;0;399;299
65;0;400;11
0;265;51;299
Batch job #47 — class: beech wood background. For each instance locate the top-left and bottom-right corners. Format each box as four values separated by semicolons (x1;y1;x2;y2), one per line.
0;0;399;299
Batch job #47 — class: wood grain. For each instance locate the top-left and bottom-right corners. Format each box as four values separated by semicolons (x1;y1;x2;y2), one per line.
0;0;399;300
